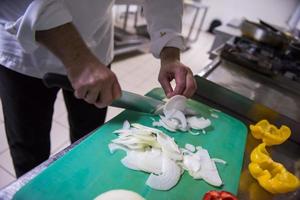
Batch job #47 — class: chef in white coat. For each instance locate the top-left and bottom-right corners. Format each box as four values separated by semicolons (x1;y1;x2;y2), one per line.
0;0;197;177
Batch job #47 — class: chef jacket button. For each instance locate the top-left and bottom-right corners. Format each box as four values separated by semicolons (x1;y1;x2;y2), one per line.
160;32;166;37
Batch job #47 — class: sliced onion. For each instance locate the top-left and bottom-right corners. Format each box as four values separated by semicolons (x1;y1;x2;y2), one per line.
108;143;128;154
185;144;196;152
209;108;221;113
180;148;193;155
152;121;162;127
155;95;212;133
196;146;203;151
156;132;182;161
188;130;201;136
187;116;211;130
112;137;141;145
157;133;180;154
183;154;201;172
164;95;187;113
131;123;163;135
112;137;148;150
121;155;140;171
160;115;179;130
122;150;163;174
191;149;223;187
110;122;223;190
212;158;227;165
159;119;176;132
112;121;131;134
210;113;219;119
146;156;181;190
137;149;162;174
162;148;183;161
133;134;157;143
133;129;154;136
113;129;129;134
163;109;177;118
149;117;156;122
113;129;149;135
164;109;187;130
123;120;131;130
179;126;188;132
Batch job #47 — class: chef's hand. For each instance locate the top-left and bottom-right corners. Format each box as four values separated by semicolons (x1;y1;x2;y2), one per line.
67;58;121;108
159;47;197;98
36;23;121;108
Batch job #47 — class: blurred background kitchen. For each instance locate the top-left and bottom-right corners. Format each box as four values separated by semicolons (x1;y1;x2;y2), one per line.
1;0;300;188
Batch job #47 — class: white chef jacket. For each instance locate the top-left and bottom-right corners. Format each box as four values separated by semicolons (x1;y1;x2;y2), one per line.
0;0;184;79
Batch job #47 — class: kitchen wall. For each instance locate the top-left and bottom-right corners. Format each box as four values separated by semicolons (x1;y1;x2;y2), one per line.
189;0;299;30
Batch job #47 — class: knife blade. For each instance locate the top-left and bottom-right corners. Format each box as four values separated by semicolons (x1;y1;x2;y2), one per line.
43;73;165;114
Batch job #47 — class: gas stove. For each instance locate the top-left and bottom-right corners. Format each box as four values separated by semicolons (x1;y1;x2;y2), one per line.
220;37;300;82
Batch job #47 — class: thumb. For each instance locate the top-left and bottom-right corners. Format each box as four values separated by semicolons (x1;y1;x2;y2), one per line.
159;75;173;98
112;79;122;99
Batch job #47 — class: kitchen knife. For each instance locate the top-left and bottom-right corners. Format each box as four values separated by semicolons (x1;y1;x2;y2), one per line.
43;73;165;114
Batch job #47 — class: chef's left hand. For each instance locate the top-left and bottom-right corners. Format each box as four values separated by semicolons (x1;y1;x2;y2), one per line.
159;47;197;98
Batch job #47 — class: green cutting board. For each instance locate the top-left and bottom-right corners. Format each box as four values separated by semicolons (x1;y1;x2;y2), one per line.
14;88;248;200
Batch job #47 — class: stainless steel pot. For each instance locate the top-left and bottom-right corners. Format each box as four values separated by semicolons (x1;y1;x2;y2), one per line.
240;20;286;47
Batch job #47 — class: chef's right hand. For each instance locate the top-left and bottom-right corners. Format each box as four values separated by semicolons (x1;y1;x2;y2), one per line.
66;60;121;108
35;23;121;107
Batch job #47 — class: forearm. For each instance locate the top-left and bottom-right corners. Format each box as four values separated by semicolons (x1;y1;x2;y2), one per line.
35;23;121;107
35;23;100;69
160;47;180;65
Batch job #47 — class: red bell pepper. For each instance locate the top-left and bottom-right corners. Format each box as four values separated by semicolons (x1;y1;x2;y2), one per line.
202;190;238;200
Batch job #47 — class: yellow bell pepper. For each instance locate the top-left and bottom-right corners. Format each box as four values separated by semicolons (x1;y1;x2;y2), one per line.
249;143;300;194
249;119;291;146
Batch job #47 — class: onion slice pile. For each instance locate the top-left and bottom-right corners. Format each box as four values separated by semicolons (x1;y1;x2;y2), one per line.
152;95;211;134
110;122;182;190
109;122;224;190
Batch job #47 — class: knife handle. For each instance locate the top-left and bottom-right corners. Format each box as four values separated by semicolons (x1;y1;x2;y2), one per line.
42;73;162;114
43;73;74;91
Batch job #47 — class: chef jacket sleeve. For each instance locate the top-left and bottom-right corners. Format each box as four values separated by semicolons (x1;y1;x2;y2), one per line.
143;0;185;58
4;0;72;53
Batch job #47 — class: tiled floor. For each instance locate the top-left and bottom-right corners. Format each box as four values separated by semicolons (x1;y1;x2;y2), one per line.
0;31;214;189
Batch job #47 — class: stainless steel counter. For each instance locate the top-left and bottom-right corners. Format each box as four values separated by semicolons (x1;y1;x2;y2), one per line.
195;59;300;200
198;58;300;144
206;62;300;119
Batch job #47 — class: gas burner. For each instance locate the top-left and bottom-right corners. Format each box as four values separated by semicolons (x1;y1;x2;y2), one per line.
221;37;300;79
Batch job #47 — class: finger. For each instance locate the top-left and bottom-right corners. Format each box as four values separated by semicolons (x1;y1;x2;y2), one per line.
183;71;197;98
74;85;88;99
95;83;114;108
158;72;173;98
112;79;122;100
172;67;187;96
84;87;101;104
